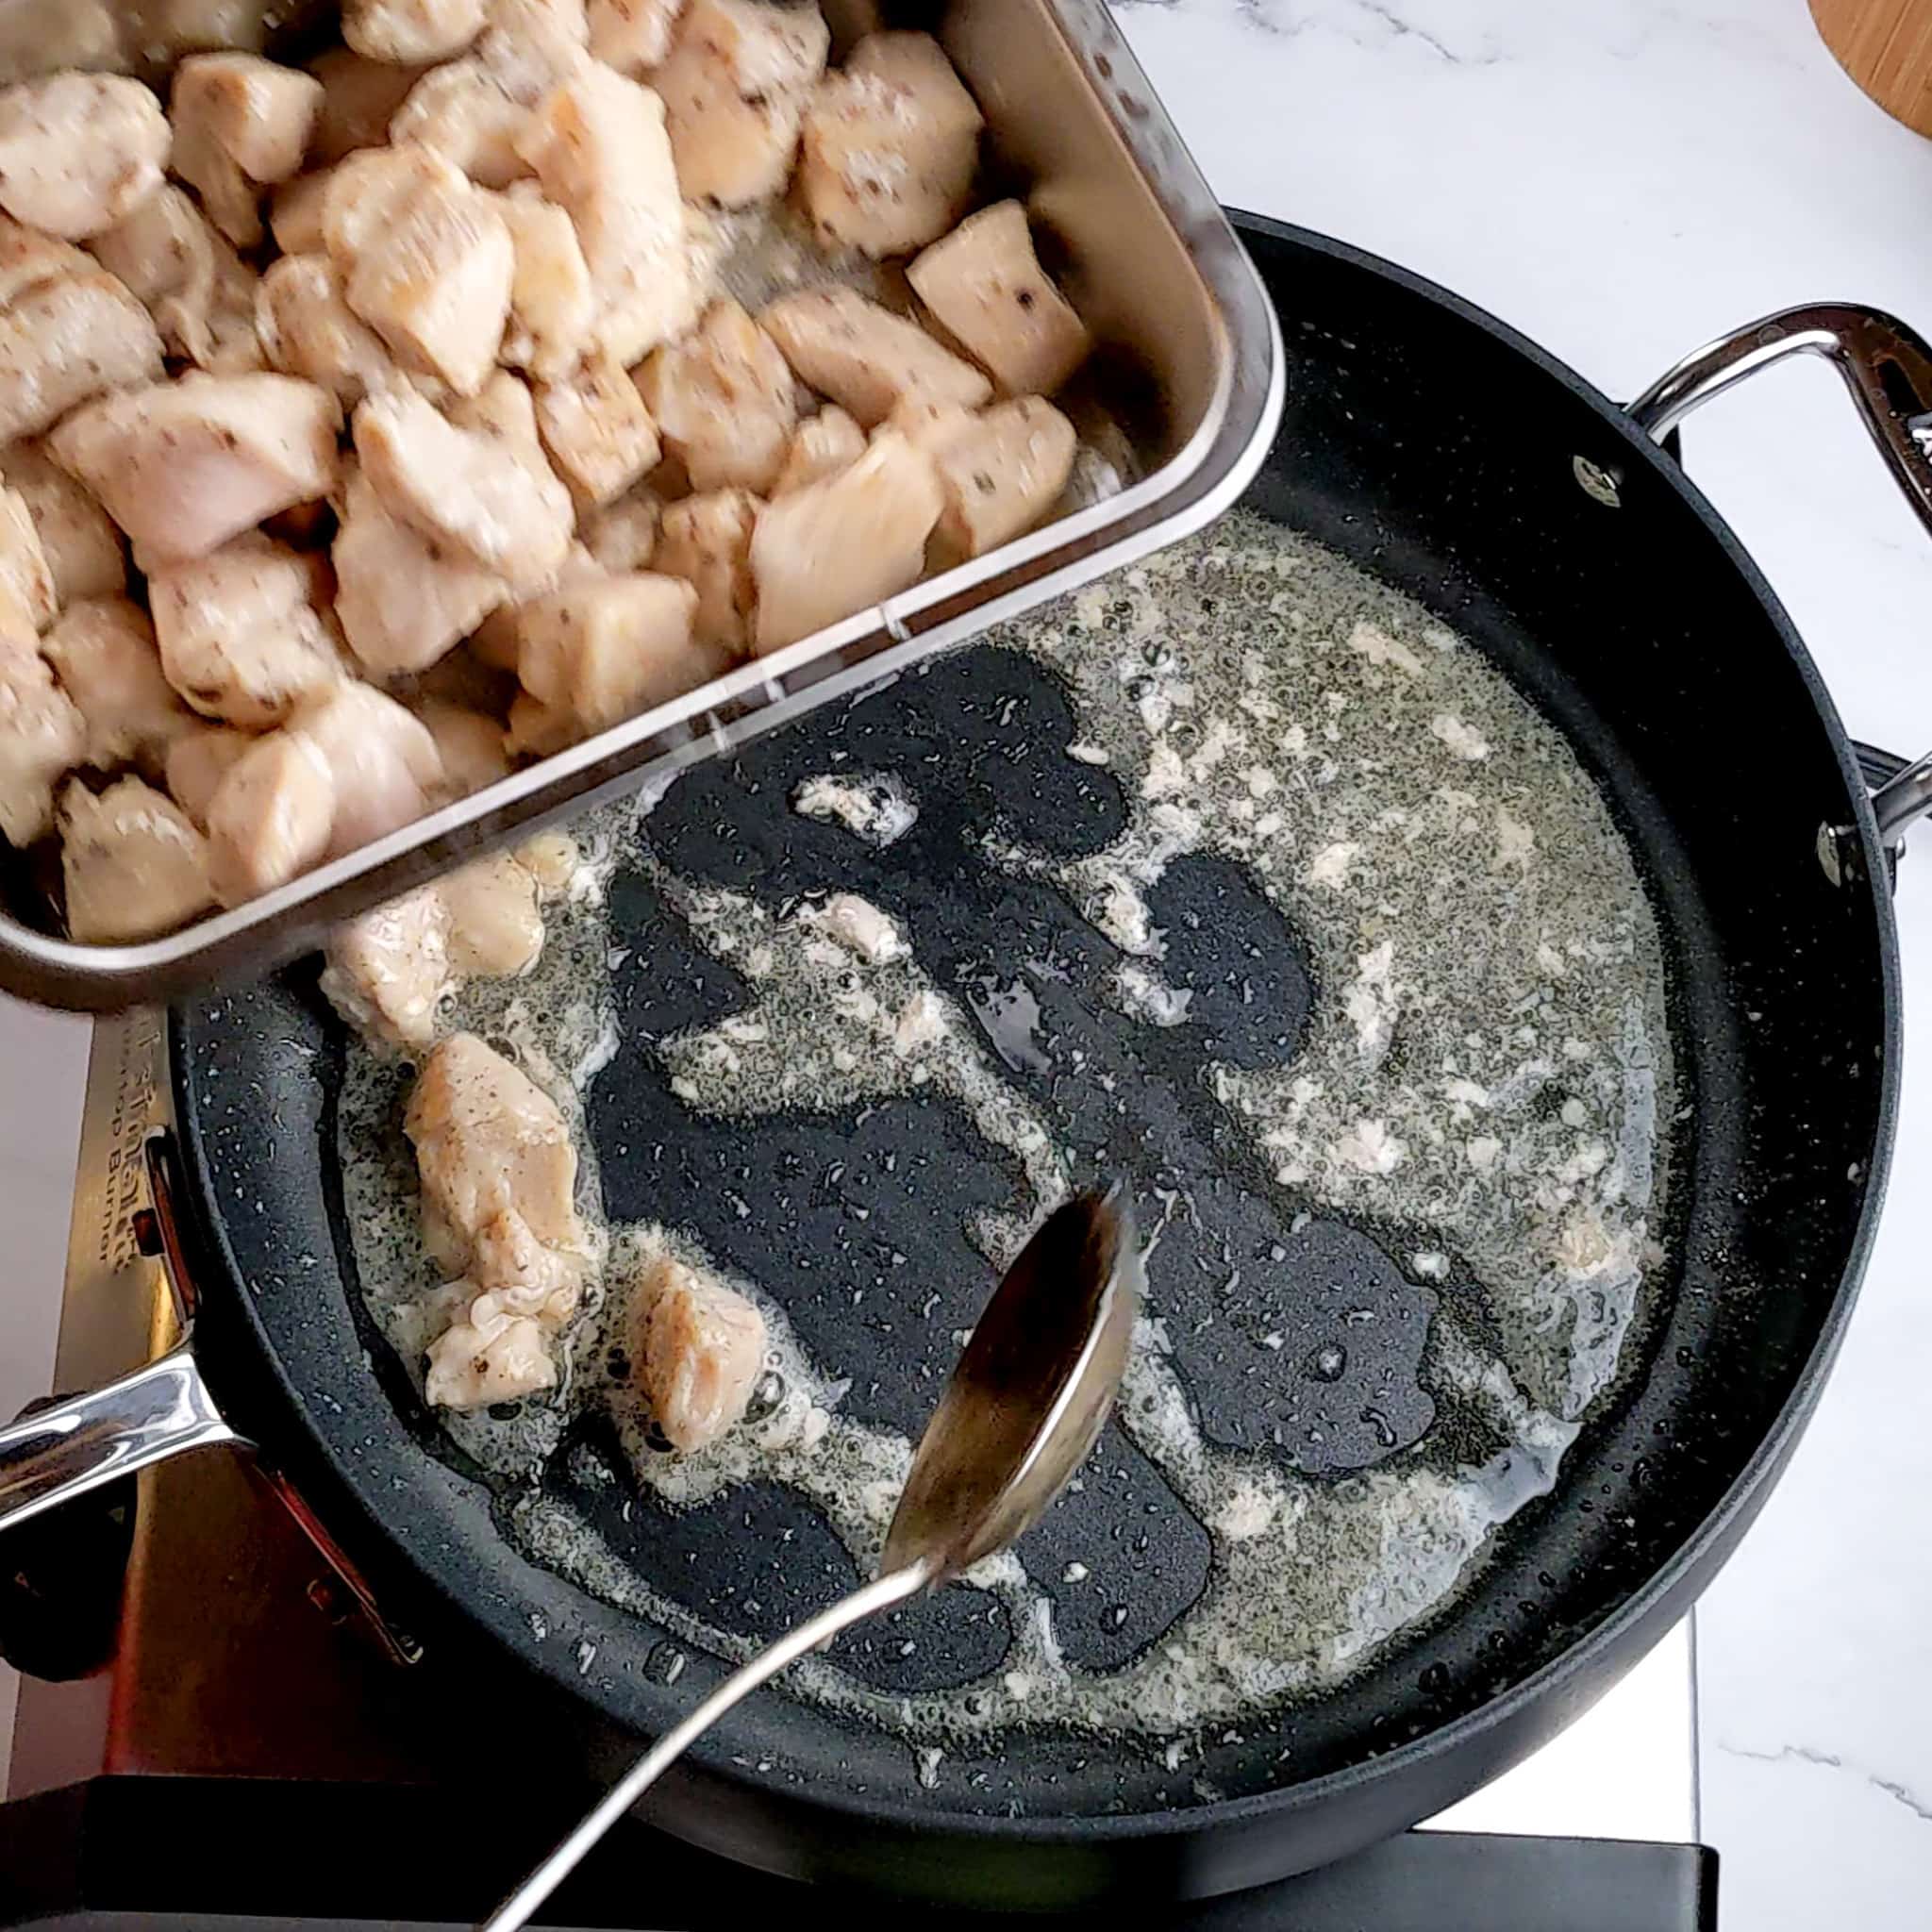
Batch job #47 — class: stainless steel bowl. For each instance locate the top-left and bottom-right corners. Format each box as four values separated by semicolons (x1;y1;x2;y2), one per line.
0;0;1283;1008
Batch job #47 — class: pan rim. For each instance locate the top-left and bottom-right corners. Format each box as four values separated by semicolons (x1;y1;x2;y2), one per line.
168;208;1902;1855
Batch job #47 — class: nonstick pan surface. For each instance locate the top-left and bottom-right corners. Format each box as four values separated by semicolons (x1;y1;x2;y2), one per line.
165;215;1897;1901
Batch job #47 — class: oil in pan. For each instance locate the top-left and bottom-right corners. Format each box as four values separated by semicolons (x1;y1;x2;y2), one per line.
336;508;1674;1757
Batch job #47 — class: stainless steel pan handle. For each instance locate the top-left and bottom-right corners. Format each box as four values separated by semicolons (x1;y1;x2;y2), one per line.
1626;304;1932;848
0;1127;420;1670
0;1130;248;1537
0;1345;240;1533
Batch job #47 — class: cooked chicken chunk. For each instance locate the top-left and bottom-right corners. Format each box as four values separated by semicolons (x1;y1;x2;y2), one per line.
391;0;587;188
654;0;828;208
463;356;560;442
759;287;988;427
309;48;429;166
441;849;543;974
679;196;727;296
171;54;325;249
750;429;941;652
324;145;513;394
163;719;254;826
653;488;753;651
534;353;658;508
119;0;279;67
516;572;710;737
516;64;691;363
0;244;164;444
58;775;212;941
468;1205;579;1320
470;536;604;672
183;52;324;182
908;201;1089;396
165;150;260;255
0;620;37;673
51;374;340;567
333;467;509;677
290;679;442;856
0;483;52;641
344;0;487;63
496;184;595;379
578;490;658;573
508;827;575;894
638;298;796;494
204;725;335;903
321;845;545;1044
798;31;981;258
0;443;125;607
406;1031;581;1263
0;75;170;242
899;394;1076;559
268;169;335;258
425;1291;558;1407
388;60;530;192
256;255;397;407
320;881;452;1047
413;698;511;794
0;0;125;92
355;381;574;588
0;652;84;844
772;404;862;494
588;0;685;73
189;291;267;371
92;185;202;309
0;220;91;310
632;1254;766;1451
42;598;192;772
149;536;341;726
477;0;592;100
92;186;263;375
811;888;904;962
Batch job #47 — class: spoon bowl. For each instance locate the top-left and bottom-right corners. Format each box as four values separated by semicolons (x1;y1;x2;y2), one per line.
884;1185;1141;1582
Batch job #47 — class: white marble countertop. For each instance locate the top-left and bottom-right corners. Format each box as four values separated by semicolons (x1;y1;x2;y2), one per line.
1110;1;1932;1924
4;3;1932;1925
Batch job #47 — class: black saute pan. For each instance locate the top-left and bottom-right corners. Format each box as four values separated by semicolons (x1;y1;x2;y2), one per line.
1;212;1926;1910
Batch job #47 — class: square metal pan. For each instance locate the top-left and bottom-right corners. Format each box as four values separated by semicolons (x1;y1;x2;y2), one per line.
0;0;1283;1009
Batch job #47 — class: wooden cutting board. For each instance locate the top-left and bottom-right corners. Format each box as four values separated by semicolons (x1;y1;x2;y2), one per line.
1812;0;1932;135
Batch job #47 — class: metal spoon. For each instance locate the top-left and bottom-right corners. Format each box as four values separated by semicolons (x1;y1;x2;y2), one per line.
481;1186;1141;1932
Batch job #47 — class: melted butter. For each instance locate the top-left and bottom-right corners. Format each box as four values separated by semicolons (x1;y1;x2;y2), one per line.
335;511;1675;1757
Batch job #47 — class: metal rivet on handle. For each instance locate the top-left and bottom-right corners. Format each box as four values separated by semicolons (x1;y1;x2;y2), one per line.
1815;821;1879;890
1573;455;1623;507
1816;821;1845;887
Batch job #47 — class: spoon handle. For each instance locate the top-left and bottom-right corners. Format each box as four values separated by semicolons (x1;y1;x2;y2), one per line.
481;1559;933;1932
